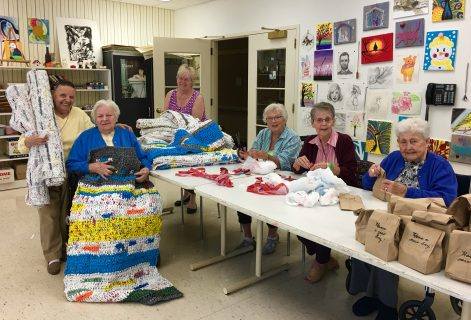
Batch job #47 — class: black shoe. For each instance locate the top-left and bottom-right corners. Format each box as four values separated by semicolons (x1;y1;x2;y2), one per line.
375;303;398;320
187;206;197;214
352;296;380;317
174;196;190;207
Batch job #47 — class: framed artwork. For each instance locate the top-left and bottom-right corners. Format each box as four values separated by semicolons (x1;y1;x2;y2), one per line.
450;134;471;164
1;40;25;61
451;108;471;135
346;111;366;140
366;120;392;155
393;0;429;18
27;18;49;44
314;50;333;81
423;30;458;71
344;82;366;111
354;140;368;160
301;29;315;50
319;82;345;110
391;91;422;115
56;17;102;67
336;48;356;79
300;81;317;107
363;2;390;31
335;112;347;133
432;0;466;22
428;138;450;159
365;89;391;119
0;16;19;41
367;65;394;88
396;54;420;84
361;33;394;64
333;19;356;45
395;18;425;48
300;53;314;80
316;22;333;50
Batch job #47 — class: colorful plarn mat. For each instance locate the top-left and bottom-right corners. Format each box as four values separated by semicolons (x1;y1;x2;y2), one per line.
64;147;182;304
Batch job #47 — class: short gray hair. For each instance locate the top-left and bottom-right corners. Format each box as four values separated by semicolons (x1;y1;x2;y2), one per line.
176;64;197;83
91;99;120;122
263;103;288;123
310;102;335;122
395;118;430;139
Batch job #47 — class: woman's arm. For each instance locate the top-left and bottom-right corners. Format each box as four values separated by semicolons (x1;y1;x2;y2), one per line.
162;90;172;112
191;95;205;120
66;133;91;175
276;134;302;171
292;140;312;174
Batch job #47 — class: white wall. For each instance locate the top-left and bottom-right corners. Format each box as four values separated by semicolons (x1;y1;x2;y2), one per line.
176;0;471;174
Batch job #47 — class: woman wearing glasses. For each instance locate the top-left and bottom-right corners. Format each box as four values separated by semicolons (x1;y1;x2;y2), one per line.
236;103;301;255
293;102;358;283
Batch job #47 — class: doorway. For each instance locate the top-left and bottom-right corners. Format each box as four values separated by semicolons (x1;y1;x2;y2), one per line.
216;38;248;148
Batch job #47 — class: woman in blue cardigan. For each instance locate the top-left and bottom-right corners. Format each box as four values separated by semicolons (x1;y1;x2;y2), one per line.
349;118;457;320
66;99;151;181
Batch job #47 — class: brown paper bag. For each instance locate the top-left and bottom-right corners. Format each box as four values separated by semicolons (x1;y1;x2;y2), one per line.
428;202;447;214
393;197;445;216
446;194;471;228
354;209;376;244
339;193;365;211
445;230;471;284
399;222;445;274
365;211;401;261
399;215;413;237
372;168;392;201
388;194;403;213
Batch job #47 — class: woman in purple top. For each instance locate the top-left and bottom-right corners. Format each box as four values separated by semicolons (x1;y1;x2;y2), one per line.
163;64;207;213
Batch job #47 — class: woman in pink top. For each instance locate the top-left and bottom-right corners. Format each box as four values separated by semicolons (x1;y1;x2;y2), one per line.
163;64;207;213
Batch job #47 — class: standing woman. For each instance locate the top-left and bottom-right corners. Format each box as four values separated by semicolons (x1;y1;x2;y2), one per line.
292;102;358;283
163;64;206;213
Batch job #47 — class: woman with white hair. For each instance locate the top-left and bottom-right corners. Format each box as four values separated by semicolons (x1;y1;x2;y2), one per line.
348;118;457;320
236;103;301;254
66;99;151;182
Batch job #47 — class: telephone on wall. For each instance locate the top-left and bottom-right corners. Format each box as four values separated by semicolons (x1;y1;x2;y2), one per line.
425;83;456;106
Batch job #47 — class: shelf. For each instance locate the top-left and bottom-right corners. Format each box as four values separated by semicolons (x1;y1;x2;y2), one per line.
0;155;28;162
0;65;109;72
76;89;109;92
0;135;20;139
0;179;27;191
0;112;12;116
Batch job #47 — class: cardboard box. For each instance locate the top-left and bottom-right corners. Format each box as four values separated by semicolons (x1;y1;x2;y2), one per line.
0;167;14;184
6;140;27;157
13;163;27;180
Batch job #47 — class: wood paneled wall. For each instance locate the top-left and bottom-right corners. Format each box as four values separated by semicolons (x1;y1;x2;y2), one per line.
0;0;174;63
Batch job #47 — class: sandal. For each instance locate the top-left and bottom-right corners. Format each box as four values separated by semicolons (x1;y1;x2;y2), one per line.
174;195;191;207
187;206;197;214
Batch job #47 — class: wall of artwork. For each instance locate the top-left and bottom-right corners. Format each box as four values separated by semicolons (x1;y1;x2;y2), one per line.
175;0;471;174
0;0;173;65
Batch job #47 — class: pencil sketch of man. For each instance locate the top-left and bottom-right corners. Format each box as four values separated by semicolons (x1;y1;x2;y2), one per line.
337;51;353;75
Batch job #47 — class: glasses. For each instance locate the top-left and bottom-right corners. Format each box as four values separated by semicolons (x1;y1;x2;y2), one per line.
266;115;284;122
314;117;333;124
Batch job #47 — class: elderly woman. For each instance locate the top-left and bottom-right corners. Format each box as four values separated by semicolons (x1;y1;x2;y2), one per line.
164;64;206;213
236;103;301;254
349;118;457;320
292;102;357;283
66;99;151;181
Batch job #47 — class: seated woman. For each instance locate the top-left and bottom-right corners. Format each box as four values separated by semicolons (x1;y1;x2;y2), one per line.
349;118;457;320
292;102;357;283
237;103;301;254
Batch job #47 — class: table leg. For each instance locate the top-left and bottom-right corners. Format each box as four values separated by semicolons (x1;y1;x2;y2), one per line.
180;188;184;224
256;220;263;277
221;206;226;256
217;203;221;219
463;301;471;320
302;243;306;265
286;231;291;256
200;195;204;239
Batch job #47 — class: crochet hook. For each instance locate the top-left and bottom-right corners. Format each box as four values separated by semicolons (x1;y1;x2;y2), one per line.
464;62;469;102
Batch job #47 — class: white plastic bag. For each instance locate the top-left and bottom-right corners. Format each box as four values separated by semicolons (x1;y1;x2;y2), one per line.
241;156;277;175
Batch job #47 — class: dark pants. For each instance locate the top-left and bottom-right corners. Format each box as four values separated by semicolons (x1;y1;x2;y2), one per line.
297;236;331;264
237;212;276;230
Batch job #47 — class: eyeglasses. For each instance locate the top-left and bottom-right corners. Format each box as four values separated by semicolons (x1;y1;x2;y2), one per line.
266;115;284;122
314;117;333;123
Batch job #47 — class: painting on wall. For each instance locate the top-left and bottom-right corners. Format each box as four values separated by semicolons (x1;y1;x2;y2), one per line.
451;108;471;135
432;0;466;22
365;89;391;119
344;82;366;111
27;18;49;44
354;140;368;160
314;50;333;81
363;2;390;31
366;120;392;155
361;33;394;64
391;91;422;115
367;65;394;88
56;17;102;67
301;29;315;50
395;18;425;48
423;30;458;71
450;134;471;164
336;48;356;79
316;22;333;50
1;40;25;61
398;115;416;122
333;19;356;45
319;82;345;110
300;53;314;80
396;54;420;84
428;138;450;159
0;16;19;41
393;0;429;18
335;112;347;133
300;81;317;107
347;111;366;140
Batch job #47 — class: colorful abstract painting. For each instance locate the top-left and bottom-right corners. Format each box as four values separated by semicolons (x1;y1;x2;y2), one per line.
432;0;466;22
336;48;357;79
366;120;392;155
300;53;314;80
423;30;458;71
451;108;471;135
27;18;49;44
344;82;366;111
391;91;422;115
334;19;356;45
1;40;25;61
361;33;394;64
314;50;333;81
367;65;394;88
393;0;429;18
396;54;420;84
354;140;368;161
316;22;333;50
395;18;425;48
0;16;19;41
365;89;391;119
363;2;390;31
335;112;347;133
450;134;471;164
428;138;450;159
300;81;317;107
347;111;366;140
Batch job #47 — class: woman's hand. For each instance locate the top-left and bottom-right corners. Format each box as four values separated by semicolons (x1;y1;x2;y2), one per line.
89;161;115;179
135;167;150;183
293;156;312;171
368;164;382;177
238;147;248;160
25;134;48;148
309;162;328;171
248;150;268;160
381;180;407;196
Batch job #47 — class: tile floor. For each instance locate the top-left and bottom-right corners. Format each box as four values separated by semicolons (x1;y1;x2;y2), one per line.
0;179;460;320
